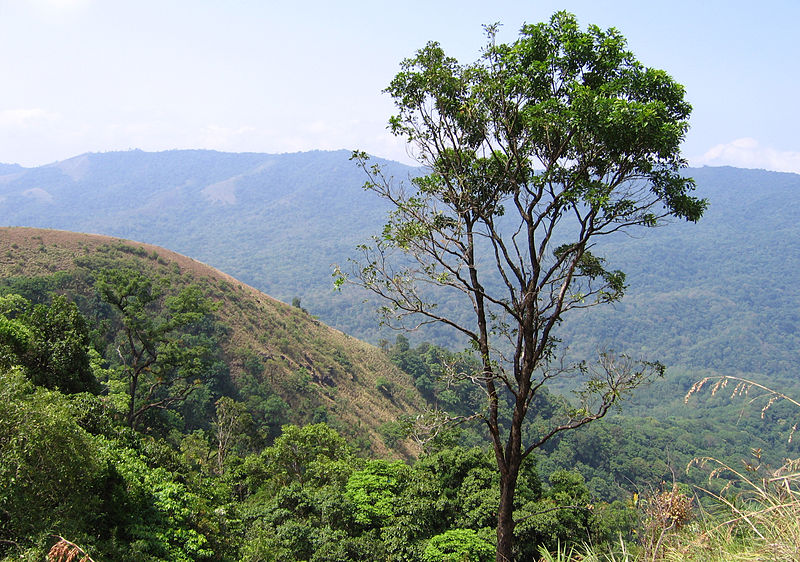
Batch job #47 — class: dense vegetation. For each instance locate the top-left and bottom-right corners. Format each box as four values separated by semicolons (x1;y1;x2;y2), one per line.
3;294;798;561
0;234;634;560
387;337;800;498
0;361;631;561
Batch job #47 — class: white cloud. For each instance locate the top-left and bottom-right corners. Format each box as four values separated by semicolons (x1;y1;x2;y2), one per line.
198;125;258;151
693;138;800;174
0;108;59;128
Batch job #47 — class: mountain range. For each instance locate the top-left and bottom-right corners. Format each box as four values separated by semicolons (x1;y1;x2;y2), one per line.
1;149;798;388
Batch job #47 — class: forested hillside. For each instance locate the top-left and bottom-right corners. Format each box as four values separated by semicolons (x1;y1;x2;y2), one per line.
0;227;667;561
0;227;424;456
562;166;800;384
1;230;798;561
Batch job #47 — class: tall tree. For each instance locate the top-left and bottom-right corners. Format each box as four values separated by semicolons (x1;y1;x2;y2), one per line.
340;12;705;560
96;268;217;430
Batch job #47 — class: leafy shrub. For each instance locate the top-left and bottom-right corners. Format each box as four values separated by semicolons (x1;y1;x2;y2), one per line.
346;460;409;526
375;376;395;397
422;528;494;562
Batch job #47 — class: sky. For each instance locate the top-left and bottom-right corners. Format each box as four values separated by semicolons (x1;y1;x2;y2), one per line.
1;0;798;173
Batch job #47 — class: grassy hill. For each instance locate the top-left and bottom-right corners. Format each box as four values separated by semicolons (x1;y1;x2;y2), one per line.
0;149;413;340
0;226;425;457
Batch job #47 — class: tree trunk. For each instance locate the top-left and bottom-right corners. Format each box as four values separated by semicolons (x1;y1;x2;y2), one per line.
496;462;519;561
127;370;138;429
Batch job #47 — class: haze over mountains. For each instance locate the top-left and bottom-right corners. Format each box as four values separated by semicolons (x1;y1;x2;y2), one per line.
1;149;798;387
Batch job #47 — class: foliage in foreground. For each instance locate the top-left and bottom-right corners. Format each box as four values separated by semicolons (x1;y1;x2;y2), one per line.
0;357;634;561
2;281;800;561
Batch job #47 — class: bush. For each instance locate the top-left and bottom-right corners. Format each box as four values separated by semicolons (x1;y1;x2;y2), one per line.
375;376;395;397
422;528;494;562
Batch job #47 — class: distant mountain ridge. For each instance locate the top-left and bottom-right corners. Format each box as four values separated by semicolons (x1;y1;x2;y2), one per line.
1;149;798;387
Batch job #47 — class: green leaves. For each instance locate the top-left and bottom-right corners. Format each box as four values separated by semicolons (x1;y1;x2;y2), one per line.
262;423;352;487
346;460;409;526
0;369;101;546
0;294;98;394
0;314;33;366
422;528;494;562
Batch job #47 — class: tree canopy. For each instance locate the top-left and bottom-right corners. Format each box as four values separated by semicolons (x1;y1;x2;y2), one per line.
0;294;98;394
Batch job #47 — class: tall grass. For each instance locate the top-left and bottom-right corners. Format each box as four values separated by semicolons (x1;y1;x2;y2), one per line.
537;375;800;561
536;540;634;562
651;376;800;561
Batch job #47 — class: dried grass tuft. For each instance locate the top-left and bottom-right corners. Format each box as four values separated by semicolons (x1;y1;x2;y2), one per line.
639;483;695;561
47;536;95;562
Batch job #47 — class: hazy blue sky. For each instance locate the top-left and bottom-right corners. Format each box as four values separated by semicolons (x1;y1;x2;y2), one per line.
1;0;798;172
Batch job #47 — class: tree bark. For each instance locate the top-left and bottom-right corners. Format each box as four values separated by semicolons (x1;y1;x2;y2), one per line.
497;464;519;562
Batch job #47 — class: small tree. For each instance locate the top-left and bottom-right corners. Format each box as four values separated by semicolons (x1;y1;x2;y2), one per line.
339;12;705;560
213;396;252;474
0;294;98;394
96;268;217;430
